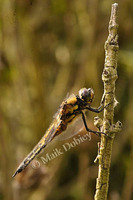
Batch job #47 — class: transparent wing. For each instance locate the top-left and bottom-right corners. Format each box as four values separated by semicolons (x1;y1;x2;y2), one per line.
43;115;85;157
54;115;84;141
53;93;76;119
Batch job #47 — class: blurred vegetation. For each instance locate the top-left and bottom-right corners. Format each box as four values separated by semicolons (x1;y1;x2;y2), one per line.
0;0;133;200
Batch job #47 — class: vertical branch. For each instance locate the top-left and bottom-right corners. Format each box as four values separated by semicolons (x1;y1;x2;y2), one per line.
94;3;122;200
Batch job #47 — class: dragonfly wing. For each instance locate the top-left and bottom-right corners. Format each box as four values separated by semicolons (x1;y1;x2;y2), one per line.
55;115;84;141
53;93;75;119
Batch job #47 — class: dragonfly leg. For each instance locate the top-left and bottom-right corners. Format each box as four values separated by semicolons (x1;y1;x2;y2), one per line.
80;111;109;137
86;101;113;113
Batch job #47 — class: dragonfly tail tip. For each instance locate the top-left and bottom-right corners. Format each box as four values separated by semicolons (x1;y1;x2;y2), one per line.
12;171;18;178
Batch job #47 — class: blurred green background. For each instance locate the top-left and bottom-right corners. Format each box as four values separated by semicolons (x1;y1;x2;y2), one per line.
0;0;133;200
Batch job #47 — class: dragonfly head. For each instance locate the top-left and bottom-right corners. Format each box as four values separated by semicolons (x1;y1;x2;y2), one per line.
79;88;94;104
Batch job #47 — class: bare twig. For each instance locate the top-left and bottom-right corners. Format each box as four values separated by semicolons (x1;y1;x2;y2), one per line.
94;3;122;200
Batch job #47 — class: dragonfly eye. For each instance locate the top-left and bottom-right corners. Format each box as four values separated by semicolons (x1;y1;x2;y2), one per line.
79;88;94;103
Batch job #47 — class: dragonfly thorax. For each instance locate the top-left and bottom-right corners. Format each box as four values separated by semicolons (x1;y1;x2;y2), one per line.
79;88;94;104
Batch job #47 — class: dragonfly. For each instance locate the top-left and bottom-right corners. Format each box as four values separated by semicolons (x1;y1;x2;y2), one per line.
12;88;110;177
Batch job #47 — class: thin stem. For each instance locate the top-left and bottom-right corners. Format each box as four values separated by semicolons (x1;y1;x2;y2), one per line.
94;3;120;200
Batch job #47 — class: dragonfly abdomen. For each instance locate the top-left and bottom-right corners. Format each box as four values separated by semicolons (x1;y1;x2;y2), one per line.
12;123;60;177
12;143;47;177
